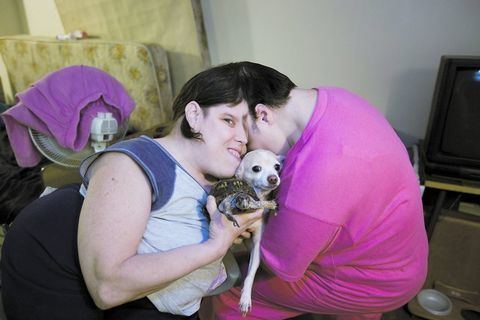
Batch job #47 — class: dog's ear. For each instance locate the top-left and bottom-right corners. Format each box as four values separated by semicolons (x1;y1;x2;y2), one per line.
235;162;244;179
277;154;285;165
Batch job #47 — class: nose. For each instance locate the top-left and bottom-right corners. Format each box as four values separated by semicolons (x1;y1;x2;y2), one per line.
268;175;278;185
235;125;248;145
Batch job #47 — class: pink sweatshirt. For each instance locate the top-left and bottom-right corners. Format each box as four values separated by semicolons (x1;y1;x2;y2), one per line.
260;87;428;312
212;87;428;319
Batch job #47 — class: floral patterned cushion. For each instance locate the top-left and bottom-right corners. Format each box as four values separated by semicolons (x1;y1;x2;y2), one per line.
0;35;173;132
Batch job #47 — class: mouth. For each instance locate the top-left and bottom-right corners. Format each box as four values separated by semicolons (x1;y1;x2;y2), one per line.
227;148;241;160
255;181;280;191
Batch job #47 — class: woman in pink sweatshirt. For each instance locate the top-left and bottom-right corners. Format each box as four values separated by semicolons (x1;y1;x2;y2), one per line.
207;62;428;320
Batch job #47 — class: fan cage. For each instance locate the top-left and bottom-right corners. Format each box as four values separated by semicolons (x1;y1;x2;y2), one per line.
28;122;128;168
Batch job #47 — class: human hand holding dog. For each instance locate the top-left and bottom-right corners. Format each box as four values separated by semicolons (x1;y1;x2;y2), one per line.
206;195;263;256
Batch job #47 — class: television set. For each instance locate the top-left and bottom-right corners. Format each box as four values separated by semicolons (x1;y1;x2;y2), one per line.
423;55;480;181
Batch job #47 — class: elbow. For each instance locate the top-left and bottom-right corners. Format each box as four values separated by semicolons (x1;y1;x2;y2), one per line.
94;300;111;311
82;260;131;309
90;281;124;310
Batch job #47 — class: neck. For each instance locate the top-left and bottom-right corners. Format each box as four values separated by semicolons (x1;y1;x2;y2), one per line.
156;125;215;188
279;88;317;148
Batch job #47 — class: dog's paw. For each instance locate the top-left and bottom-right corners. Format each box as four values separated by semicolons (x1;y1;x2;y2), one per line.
239;296;252;316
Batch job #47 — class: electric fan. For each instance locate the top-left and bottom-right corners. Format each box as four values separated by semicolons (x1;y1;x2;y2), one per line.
29;112;129;168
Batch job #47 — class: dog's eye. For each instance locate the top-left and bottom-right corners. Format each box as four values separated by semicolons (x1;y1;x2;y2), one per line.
252;165;262;172
274;164;281;171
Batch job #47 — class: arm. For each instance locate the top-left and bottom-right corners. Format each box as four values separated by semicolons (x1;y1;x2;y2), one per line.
260;154;371;281
260;209;341;281
78;153;262;309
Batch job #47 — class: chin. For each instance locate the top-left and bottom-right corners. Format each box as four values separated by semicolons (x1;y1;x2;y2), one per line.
218;168;237;179
217;164;238;179
211;155;240;178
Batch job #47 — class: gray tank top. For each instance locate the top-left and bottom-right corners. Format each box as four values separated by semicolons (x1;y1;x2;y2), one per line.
79;135;226;316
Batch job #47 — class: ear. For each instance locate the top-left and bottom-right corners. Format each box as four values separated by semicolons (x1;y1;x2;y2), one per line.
277;154;285;164
184;101;203;132
235;162;244;179
254;104;273;125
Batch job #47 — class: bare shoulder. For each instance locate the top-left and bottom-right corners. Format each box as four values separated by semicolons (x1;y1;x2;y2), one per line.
79;152;152;250
90;151;142;174
86;152;152;202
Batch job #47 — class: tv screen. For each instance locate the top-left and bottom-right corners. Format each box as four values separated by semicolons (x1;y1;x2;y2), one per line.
423;55;480;181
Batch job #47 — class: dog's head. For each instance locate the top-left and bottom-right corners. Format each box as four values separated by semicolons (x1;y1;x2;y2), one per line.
235;149;283;197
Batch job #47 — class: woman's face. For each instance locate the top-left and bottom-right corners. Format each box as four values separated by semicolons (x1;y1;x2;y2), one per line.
196;101;249;178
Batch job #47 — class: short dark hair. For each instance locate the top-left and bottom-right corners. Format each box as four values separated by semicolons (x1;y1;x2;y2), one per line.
171;61;296;139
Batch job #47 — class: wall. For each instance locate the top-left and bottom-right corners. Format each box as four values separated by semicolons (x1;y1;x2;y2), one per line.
4;0;480;139
21;0;64;35
0;0;28;36
201;0;480;139
0;0;63;37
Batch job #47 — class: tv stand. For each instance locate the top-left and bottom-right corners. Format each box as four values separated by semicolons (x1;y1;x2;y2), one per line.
425;175;480;240
409;174;480;319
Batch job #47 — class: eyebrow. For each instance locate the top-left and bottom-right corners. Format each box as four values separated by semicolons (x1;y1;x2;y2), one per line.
220;112;248;120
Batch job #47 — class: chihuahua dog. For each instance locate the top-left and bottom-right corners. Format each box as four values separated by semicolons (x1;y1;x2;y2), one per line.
233;149;282;316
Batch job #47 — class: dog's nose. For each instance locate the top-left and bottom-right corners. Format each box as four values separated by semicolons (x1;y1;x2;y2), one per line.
268;175;278;185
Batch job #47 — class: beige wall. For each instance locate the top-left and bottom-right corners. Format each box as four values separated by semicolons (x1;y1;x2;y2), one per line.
0;0;28;36
201;0;480;139
0;0;63;37
4;0;480;139
22;0;64;35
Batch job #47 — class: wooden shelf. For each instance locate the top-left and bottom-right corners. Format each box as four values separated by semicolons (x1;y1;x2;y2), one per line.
425;179;480;195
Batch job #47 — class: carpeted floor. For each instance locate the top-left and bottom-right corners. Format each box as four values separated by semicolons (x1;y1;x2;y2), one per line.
0;294;416;320
288;306;415;320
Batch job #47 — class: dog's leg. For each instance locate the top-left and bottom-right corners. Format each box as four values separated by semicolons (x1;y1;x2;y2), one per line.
239;223;263;316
